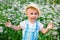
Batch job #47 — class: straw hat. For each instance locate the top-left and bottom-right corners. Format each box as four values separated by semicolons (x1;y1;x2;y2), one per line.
25;3;41;15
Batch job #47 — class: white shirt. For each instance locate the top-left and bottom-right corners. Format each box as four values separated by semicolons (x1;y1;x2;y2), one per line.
19;20;43;36
20;20;43;30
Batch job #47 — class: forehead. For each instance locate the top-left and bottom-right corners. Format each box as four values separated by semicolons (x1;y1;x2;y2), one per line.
26;7;39;15
27;8;37;12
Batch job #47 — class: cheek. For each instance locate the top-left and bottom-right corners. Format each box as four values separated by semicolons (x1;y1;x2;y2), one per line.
29;15;32;17
36;15;39;18
26;14;31;17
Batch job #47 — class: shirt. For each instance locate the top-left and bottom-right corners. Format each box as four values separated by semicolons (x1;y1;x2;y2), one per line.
20;20;43;40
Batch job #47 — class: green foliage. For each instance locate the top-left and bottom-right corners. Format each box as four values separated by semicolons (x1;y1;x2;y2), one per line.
0;0;60;40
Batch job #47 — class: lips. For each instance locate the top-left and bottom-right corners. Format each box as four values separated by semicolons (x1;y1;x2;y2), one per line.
31;18;36;19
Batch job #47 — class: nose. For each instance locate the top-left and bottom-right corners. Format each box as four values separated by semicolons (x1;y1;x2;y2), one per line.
32;14;35;16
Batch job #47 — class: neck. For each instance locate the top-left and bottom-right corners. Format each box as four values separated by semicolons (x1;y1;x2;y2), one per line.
28;19;36;24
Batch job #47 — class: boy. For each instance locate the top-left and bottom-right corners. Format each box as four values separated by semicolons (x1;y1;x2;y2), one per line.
5;3;53;40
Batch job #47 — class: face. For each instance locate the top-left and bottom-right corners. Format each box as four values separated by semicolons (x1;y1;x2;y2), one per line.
26;7;39;22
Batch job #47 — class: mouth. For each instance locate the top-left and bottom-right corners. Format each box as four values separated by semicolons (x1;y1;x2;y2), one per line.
31;18;36;19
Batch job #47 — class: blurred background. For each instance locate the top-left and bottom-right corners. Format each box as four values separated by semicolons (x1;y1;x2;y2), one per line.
0;0;60;40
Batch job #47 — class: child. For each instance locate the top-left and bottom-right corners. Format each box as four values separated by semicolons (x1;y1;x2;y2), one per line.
5;3;53;40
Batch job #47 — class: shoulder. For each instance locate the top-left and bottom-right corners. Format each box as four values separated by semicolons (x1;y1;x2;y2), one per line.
37;21;43;30
37;21;43;26
19;20;27;29
20;20;27;26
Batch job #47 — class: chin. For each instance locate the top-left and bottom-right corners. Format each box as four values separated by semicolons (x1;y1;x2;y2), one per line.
32;19;36;22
